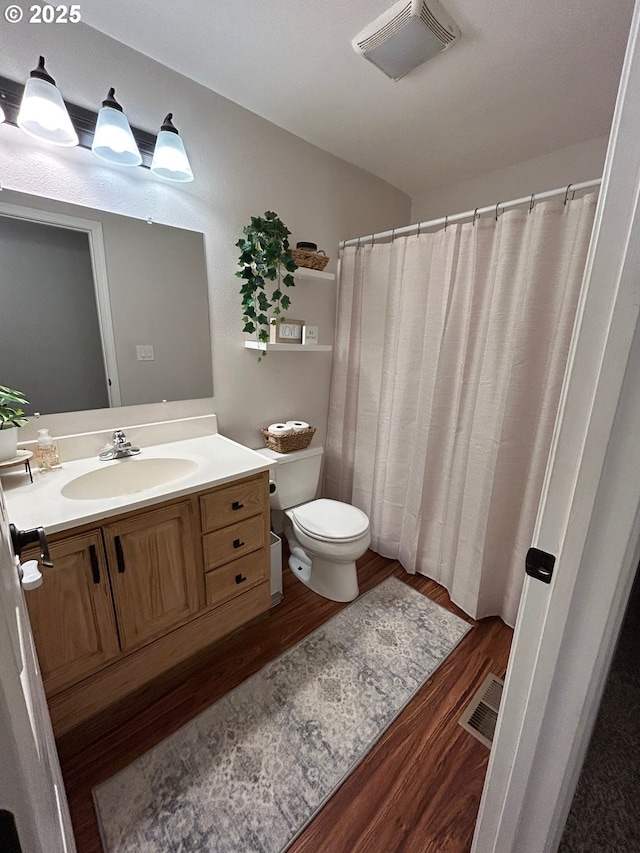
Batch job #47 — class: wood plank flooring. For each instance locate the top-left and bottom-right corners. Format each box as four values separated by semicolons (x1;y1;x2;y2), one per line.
56;550;513;853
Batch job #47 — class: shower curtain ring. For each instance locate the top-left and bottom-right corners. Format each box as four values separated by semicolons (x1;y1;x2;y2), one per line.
371;232;375;247
417;221;422;237
495;202;501;221
564;184;573;205
391;228;395;243
473;208;480;226
529;194;535;213
357;236;361;248
444;215;448;232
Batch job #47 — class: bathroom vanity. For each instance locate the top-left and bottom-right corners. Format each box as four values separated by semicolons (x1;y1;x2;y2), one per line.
3;417;272;735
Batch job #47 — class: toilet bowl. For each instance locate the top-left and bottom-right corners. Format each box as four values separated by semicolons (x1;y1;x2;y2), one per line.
256;447;370;601
286;498;370;601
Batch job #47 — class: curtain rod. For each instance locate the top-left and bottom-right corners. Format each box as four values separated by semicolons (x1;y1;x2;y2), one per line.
339;178;602;249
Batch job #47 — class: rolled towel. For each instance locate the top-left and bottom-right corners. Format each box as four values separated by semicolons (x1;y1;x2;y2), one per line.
286;420;310;431
267;423;293;435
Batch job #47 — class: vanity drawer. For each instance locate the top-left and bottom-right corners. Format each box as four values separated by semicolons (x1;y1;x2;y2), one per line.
200;475;267;533
203;514;266;571
205;551;267;608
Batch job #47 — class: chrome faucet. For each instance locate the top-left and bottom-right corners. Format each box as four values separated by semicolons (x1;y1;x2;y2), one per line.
99;429;141;461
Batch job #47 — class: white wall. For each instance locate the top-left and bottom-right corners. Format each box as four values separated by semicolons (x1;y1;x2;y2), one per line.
0;23;410;449
411;137;608;223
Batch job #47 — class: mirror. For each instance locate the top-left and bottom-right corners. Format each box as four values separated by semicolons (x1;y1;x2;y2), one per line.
0;189;213;416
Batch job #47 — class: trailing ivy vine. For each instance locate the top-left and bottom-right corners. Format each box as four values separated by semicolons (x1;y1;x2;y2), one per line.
236;211;298;354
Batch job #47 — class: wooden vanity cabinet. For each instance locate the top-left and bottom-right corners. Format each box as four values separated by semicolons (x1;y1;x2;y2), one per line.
200;477;269;607
23;471;271;735
23;500;199;693
103;502;200;651
24;530;120;695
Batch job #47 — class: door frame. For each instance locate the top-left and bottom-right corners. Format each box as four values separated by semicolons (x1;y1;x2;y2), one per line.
0;200;122;408
473;1;640;849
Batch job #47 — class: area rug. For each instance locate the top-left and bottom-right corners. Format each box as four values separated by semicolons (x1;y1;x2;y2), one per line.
94;576;472;853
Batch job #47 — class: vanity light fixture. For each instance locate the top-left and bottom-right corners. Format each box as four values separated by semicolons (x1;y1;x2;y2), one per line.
92;88;142;167
150;114;194;182
16;56;78;147
0;62;195;181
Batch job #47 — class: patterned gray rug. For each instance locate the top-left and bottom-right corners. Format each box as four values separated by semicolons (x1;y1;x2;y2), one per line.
94;576;471;853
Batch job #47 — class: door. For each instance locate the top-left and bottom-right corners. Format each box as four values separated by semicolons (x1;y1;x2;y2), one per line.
104;502;200;650
473;3;640;851
24;531;120;695
0;482;76;852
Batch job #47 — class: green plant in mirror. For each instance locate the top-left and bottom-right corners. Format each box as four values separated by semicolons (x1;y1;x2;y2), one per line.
236;211;297;357
0;385;29;429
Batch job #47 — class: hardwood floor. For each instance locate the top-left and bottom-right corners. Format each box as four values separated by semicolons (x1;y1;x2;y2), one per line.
56;550;513;852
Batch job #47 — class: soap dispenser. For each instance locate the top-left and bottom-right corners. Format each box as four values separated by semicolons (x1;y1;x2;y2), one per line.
35;428;61;472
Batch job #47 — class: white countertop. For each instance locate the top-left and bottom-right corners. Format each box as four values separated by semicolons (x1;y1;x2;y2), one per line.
2;434;273;534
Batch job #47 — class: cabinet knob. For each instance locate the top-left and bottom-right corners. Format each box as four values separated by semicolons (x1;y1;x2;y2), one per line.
235;573;247;584
233;538;244;549
232;501;244;511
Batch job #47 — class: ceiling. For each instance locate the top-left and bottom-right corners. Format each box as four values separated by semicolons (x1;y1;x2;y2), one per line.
81;0;634;196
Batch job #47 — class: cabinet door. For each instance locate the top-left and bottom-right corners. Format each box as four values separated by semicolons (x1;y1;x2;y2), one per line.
23;531;120;695
104;502;200;651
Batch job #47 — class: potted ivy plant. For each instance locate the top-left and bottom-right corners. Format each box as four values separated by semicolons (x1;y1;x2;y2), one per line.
236;211;298;357
0;385;29;462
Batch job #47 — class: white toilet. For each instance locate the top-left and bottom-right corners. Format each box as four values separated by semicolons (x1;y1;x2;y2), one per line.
257;446;370;602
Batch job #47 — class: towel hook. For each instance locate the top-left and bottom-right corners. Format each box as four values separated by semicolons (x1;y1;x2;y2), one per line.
528;194;535;213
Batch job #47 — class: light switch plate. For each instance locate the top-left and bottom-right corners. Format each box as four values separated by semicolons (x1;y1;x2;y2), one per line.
136;345;155;361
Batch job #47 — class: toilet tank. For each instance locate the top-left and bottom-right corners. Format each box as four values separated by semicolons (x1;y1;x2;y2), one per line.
256;446;323;510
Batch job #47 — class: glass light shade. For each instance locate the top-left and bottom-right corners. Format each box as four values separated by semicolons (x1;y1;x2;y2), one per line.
150;130;193;182
92;106;142;166
17;76;78;146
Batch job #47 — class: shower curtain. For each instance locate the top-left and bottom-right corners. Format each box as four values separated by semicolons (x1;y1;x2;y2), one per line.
325;195;597;626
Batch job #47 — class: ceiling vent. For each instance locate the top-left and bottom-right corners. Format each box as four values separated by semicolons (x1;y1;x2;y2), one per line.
352;0;460;81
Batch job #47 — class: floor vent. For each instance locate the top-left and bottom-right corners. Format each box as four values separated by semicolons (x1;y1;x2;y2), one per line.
459;673;504;748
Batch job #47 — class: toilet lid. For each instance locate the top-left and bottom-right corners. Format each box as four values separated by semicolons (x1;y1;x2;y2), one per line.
290;499;369;541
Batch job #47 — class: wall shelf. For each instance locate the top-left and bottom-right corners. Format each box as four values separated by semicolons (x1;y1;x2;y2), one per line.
294;267;335;281
244;342;333;352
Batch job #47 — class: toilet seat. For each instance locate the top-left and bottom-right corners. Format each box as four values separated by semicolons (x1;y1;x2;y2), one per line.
289;499;369;542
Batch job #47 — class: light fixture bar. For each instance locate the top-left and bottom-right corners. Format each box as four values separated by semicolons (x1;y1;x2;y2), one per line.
0;74;157;167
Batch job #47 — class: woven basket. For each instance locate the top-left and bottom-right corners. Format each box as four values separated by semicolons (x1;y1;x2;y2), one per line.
261;426;316;454
291;248;330;271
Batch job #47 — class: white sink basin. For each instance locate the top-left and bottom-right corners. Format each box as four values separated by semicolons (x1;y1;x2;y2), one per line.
61;457;198;501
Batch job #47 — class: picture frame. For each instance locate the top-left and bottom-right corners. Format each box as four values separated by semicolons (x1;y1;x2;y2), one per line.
269;318;304;344
302;325;319;345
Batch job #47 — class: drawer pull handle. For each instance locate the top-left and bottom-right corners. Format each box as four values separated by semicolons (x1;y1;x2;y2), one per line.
114;535;126;573
89;544;100;584
232;501;244;511
233;538;244;549
235;573;247;584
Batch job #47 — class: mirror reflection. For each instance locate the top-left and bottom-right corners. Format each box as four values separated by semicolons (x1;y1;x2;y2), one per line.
0;190;213;416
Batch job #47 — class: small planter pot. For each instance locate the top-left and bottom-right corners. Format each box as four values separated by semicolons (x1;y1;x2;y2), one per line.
0;427;18;462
